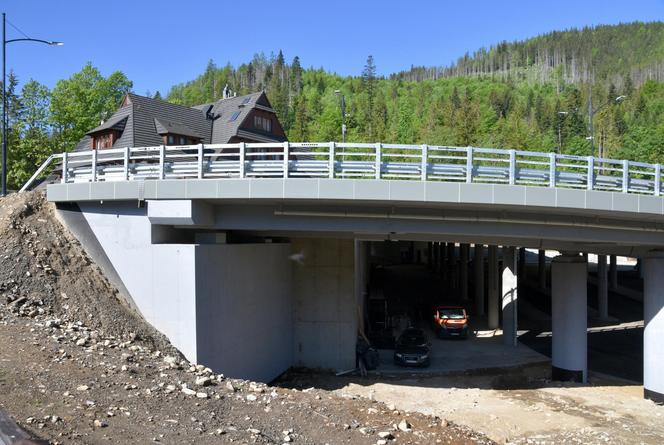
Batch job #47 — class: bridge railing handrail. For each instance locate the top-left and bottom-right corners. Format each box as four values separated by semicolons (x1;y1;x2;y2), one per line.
18;142;664;197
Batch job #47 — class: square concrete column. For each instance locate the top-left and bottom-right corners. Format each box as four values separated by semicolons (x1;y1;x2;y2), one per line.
460;244;469;301
643;253;664;404
474;244;485;316
518;248;526;279
538;249;547;291
440;243;447;280
488;245;499;329
597;254;609;320
447;243;456;289
502;246;518;346
551;253;587;383
609;255;618;290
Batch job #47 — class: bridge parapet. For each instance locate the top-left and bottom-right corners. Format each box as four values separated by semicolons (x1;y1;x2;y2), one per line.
22;142;664;196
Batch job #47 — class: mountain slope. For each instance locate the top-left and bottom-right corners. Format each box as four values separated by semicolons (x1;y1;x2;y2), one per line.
395;22;664;87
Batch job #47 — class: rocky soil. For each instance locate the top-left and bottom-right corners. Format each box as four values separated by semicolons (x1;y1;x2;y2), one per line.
0;191;493;445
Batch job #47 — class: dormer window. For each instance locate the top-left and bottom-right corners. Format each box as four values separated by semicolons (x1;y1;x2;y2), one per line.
254;115;272;133
92;130;117;149
164;134;200;146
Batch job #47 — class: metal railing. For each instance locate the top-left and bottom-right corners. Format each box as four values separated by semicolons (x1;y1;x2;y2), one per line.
20;142;664;196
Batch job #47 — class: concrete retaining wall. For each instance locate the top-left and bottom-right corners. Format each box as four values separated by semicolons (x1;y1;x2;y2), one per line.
291;238;356;371
195;244;292;382
78;202;198;361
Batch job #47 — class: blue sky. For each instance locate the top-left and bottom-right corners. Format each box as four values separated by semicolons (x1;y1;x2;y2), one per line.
3;0;664;95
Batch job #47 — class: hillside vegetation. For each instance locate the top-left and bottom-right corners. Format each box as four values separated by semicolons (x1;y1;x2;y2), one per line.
5;22;664;191
165;22;664;166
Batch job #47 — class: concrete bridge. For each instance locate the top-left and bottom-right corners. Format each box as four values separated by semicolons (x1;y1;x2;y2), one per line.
29;142;664;403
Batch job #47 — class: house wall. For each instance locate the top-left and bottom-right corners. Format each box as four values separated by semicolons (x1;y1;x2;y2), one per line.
291;238;356;371
241;108;287;139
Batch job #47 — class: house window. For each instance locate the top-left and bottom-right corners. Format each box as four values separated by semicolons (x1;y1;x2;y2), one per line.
254;115;272;133
165;134;199;146
93;131;115;149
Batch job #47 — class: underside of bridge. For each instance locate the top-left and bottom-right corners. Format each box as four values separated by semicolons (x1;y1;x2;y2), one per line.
50;181;664;403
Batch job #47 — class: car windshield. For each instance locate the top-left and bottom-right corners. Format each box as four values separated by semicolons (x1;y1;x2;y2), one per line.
398;331;427;347
438;308;465;319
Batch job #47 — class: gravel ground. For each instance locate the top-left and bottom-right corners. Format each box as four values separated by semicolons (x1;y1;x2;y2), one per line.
0;191;493;445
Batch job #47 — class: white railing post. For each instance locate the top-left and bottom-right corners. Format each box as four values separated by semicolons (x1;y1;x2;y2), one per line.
549;152;556;188
622;160;629;193
655;164;661;197
421;144;428;181
61;152;69;184
283;141;290;178
375;143;382;180
466;146;473;183
197;144;204;179
158;145;165;180
91;149;98;182
123;147;130;181
508;150;516;185
586;156;594;190
328;142;335;179
239;142;246;178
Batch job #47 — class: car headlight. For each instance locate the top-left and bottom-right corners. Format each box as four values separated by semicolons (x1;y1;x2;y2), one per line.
395;353;403;358
420;354;429;360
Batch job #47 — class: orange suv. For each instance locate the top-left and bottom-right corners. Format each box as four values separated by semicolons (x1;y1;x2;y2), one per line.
433;306;469;339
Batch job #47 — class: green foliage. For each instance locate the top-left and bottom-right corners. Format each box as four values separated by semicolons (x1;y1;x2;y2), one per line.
50;62;132;151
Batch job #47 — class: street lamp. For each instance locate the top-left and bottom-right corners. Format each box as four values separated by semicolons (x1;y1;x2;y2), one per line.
2;13;62;196
587;93;626;158
556;111;568;154
334;90;347;143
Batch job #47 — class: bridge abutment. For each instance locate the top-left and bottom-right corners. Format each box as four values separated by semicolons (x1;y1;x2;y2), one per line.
551;252;588;383
487;245;499;329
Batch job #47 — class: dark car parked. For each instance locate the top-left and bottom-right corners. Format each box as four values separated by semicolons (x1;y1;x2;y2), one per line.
393;328;431;367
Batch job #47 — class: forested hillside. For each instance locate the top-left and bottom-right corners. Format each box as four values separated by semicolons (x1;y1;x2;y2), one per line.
165;23;664;166
5;22;664;191
395;22;664;87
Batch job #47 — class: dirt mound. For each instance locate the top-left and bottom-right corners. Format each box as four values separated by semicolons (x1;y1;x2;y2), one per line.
0;190;177;355
0;191;493;444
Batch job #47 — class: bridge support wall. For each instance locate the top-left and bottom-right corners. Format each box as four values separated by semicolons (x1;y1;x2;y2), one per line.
551;253;587;383
488;246;499;329
474;244;485;316
643;254;664;404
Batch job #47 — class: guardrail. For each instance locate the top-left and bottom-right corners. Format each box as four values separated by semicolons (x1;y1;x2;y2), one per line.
20;142;664;196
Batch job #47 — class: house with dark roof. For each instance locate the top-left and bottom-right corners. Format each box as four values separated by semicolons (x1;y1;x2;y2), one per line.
75;90;287;151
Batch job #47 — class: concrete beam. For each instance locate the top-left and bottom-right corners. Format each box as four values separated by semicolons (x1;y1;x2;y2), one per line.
147;200;213;226
502;246;518;346
551;252;587;383
643;253;664;404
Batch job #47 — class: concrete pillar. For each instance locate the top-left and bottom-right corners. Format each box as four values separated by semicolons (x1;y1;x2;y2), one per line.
643;253;664;404
518;248;526;279
502;247;518;346
538;249;546;291
460;244;469;301
488;245;499;329
597;254;609;320
609;255;618;290
427;242;433;269
440;243;447;280
551;253;587;383
447;243;456;289
474;244;485;316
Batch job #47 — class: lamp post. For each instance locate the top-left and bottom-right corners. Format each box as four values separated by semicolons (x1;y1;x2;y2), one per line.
2;13;62;196
334;90;347;143
587;92;626;159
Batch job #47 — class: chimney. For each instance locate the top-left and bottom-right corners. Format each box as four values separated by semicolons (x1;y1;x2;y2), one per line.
222;84;229;99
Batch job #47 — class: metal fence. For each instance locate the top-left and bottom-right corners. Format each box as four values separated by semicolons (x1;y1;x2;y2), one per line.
20;142;664;196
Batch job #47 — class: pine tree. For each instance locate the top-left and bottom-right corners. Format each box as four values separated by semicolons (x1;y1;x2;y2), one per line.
362;55;377;139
